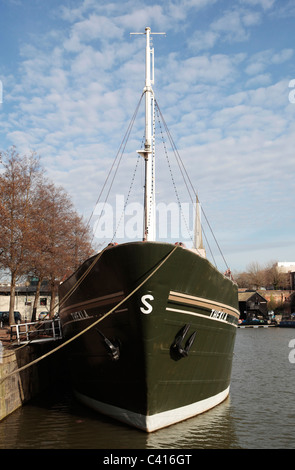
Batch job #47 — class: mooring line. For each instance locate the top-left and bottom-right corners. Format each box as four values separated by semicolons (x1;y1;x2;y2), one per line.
0;245;178;385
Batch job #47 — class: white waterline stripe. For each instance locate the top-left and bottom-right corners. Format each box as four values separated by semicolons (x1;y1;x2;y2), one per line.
75;386;230;432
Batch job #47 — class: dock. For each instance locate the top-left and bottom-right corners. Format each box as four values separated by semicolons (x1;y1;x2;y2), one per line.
0;320;65;422
9;319;62;345
238;324;276;328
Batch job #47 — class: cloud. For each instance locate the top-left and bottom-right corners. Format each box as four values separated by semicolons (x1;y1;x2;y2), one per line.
239;0;276;10
245;73;272;87
245;48;293;76
188;4;264;52
64;14;123;52
211;9;261;42
1;0;294;271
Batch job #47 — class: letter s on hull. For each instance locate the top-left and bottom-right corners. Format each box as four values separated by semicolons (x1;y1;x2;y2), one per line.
140;294;154;314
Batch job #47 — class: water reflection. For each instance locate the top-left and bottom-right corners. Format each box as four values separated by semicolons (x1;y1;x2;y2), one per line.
146;396;240;449
1;328;295;449
0;388;145;449
0;386;239;449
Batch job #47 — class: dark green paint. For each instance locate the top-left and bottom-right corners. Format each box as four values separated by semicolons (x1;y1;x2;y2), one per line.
59;242;239;420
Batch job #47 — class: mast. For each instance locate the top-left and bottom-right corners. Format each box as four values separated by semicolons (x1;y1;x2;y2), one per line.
194;195;206;258
131;27;165;241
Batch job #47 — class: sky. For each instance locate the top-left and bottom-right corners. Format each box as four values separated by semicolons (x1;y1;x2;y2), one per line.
0;0;295;274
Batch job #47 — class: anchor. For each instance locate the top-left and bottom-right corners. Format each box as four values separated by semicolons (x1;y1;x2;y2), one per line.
96;329;120;361
170;324;197;361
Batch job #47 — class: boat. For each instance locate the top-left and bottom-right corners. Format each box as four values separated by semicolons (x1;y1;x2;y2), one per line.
58;27;239;432
279;320;295;328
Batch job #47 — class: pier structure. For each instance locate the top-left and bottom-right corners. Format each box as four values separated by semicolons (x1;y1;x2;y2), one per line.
0;324;65;422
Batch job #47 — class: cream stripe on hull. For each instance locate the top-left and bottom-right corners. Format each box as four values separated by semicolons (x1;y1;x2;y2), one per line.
61;289;240;329
168;291;239;327
169;291;240;318
61;291;125;314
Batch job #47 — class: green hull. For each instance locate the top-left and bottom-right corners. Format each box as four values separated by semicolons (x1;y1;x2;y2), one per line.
59;242;239;431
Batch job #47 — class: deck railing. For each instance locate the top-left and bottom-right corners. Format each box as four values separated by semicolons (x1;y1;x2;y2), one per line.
10;319;63;345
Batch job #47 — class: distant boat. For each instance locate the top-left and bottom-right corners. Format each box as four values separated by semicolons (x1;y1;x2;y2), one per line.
59;27;239;432
279;320;295;328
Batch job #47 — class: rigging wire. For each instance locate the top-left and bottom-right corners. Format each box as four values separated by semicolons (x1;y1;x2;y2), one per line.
155;104;193;246
64;88;230;272
86;93;144;245
155;99;230;271
155;100;216;266
111;153;141;242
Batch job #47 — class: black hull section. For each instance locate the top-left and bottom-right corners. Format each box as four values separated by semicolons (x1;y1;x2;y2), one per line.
59;242;239;431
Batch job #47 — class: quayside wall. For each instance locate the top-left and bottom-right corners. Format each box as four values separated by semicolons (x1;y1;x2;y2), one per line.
0;341;66;421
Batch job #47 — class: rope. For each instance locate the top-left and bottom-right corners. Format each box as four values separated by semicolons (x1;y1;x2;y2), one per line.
1;247;109;358
2;98;145;356
0;244;178;385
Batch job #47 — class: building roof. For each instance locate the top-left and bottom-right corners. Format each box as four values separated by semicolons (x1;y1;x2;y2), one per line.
0;285;50;294
238;291;266;302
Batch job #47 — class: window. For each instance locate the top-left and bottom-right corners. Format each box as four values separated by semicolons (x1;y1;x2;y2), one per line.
40;298;47;306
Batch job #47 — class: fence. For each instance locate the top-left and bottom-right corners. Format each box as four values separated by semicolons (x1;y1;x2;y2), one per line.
10;319;62;345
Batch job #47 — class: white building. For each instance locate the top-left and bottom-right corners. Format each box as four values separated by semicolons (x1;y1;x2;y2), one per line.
277;262;295;290
277;262;295;273
0;283;58;322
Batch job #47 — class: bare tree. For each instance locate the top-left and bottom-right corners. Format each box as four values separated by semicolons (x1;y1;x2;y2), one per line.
233;271;251;289
0;147;43;325
235;259;293;290
31;182;93;318
28;183;56;320
245;261;265;289
264;261;290;290
0;147;94;323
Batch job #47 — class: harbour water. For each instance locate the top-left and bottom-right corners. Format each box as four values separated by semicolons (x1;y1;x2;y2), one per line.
0;327;295;450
